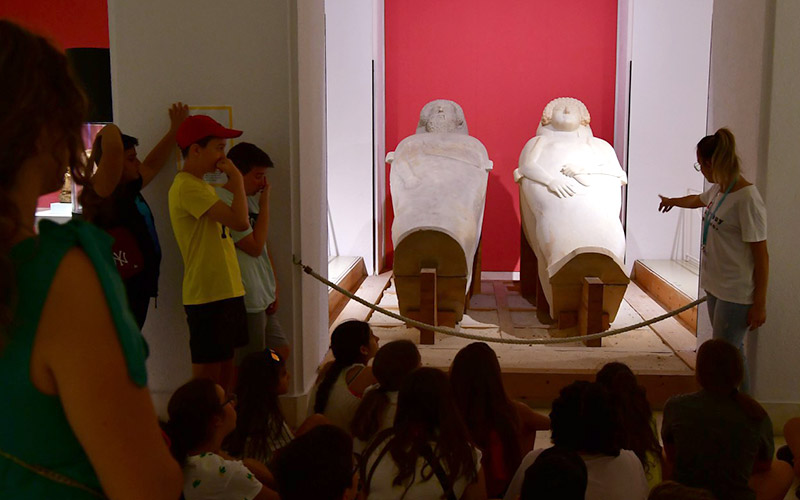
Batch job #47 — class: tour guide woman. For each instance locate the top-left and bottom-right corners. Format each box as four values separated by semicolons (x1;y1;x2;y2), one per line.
658;128;768;393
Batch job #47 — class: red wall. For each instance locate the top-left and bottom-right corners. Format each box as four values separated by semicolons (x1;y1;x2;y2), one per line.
385;0;618;272
2;1;110;207
1;1;109;49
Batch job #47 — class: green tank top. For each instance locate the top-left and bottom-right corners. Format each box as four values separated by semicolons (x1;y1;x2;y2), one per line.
0;219;148;499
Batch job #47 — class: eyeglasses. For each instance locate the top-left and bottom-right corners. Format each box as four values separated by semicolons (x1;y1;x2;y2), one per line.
222;393;237;408
693;162;702;172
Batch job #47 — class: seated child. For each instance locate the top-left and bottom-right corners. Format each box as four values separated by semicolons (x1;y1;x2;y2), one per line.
224;349;327;464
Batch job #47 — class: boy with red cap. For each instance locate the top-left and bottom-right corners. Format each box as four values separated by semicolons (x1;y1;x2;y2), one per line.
168;115;249;391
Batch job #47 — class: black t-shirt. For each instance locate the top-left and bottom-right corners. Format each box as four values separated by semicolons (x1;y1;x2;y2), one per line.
82;176;161;298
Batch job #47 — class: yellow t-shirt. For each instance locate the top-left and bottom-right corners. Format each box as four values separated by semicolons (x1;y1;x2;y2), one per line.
168;172;244;305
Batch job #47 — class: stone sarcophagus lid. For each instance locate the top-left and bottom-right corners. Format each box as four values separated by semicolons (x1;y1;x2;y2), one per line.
389;100;492;325
515;97;629;326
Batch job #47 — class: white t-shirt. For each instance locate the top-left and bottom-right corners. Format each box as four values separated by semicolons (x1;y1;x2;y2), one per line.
183;452;263;500
215;188;277;312
503;447;648;500
307;363;365;431
699;184;767;304
364;439;482;500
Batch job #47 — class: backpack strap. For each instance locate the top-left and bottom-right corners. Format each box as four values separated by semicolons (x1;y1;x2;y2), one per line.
358;428;395;496
420;443;458;500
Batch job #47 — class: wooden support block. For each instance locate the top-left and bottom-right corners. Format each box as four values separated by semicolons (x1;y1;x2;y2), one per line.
579;277;605;347
419;268;437;345
558;311;578;329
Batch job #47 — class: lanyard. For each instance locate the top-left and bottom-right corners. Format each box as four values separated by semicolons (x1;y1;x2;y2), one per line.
702;178;738;248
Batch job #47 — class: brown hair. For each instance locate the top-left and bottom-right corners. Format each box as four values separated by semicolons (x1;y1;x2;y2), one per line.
450;342;522;490
696;128;741;187
351;340;420;441
0;20;88;340
596;362;662;474
696;339;767;421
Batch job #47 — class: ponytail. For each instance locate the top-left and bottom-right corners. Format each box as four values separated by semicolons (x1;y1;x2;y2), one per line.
314;320;372;414
696;128;741;187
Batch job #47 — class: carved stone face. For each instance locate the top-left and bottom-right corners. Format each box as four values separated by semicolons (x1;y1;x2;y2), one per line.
549;101;582;132
425;102;459;133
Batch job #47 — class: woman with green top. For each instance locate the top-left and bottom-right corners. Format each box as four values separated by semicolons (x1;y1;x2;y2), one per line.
0;20;182;499
658;128;768;393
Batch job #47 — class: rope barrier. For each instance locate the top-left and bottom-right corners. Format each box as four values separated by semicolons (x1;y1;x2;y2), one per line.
294;257;706;345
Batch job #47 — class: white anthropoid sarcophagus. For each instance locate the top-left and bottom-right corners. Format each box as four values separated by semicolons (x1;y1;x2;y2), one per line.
388;100;492;325
514;97;629;325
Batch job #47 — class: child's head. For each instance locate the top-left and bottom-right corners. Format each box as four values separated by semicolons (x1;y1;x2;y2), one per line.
226;142;273;196
520;446;587;500
313;320;378;414
372;340;420;390
165;378;237;465
330;320;378;365
176;115;242;170
395;367;462;435
224;349;288;458
238;349;289;399
696;339;743;393
350;341;420;441
89;132;141;182
274;425;356;500
549;381;620;456
449;342;509;418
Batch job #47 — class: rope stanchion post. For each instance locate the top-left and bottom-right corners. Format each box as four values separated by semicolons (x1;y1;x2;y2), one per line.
293;256;707;346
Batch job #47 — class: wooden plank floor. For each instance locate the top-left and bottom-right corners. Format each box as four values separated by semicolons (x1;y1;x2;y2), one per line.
360;278;698;408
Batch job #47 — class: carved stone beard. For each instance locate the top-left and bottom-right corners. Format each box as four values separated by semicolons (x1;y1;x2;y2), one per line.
425;112;458;133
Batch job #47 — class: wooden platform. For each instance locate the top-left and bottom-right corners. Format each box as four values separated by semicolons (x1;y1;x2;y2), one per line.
334;277;698;409
633;260;699;334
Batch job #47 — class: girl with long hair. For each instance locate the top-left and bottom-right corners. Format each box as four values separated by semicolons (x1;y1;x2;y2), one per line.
661;339;793;500
351;340;421;452
224;349;327;464
308;319;379;430
360;367;487;499
595;362;663;489
164;378;279;500
449;342;550;497
658;128;768;392
0;20;181;499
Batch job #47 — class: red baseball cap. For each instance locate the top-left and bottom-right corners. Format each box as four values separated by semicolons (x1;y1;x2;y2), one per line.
176;115;242;149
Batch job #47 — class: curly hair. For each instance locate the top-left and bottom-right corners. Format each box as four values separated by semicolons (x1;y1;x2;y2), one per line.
540;97;591;126
0;20;88;341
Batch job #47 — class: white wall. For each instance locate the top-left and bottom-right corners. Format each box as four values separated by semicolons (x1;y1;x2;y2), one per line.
749;0;799;417
108;0;328;413
704;0;800;424
624;0;713;271
295;0;330;397
325;0;376;272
